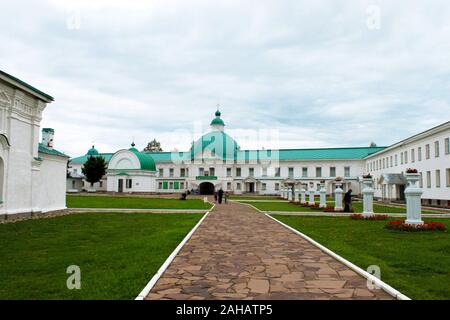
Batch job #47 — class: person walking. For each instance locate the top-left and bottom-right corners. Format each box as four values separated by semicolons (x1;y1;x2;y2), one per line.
214;191;218;203
224;191;229;204
344;189;352;212
218;188;224;204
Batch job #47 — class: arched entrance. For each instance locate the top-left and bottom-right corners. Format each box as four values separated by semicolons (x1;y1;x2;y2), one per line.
199;182;215;195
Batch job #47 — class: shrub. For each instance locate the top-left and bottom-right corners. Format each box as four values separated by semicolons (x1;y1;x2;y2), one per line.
406;168;418;173
386;220;446;232
350;214;388;220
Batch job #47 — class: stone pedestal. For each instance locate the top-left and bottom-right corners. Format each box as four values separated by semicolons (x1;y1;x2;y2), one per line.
300;186;306;204
308;185;315;205
294;188;299;203
319;182;326;208
287;188;292;201
334;181;344;211
281;188;286;199
362;178;374;216
404;173;424;225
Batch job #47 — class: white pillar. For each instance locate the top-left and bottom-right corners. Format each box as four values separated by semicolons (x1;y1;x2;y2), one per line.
404;173;424;225
282;188;287;199
300;185;306;204
287;187;292;201
362;178;374;216
319;182;326;208
308;184;315;205
294;187;299;203
334;181;344;211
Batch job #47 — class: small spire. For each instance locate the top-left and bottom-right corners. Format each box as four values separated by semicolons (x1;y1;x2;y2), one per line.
131;141;135;147
215;104;221;117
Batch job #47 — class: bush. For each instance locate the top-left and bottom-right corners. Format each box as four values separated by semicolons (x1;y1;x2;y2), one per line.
350;214;388;220
386;220;446;232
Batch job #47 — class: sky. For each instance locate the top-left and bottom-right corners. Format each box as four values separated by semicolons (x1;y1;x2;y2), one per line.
1;0;449;157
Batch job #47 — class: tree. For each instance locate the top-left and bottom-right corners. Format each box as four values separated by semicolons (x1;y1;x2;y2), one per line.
82;156;107;186
143;139;163;152
369;142;377;147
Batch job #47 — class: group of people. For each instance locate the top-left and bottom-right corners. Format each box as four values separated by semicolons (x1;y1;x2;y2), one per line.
213;188;229;204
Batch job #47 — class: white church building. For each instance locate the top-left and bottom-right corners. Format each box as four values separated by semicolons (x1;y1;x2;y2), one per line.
0;70;69;220
68;111;450;207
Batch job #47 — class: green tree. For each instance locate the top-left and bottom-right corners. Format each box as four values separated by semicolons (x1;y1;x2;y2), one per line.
82;156;107;186
143;139;163;152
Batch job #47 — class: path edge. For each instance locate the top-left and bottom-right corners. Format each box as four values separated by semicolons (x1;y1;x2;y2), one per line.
135;203;216;300
265;213;411;300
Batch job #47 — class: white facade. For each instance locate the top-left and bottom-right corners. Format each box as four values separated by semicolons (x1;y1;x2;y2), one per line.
364;121;450;205
0;71;69;219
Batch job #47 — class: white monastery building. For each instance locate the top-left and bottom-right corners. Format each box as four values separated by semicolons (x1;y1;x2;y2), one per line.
0;70;69;220
68;111;450;207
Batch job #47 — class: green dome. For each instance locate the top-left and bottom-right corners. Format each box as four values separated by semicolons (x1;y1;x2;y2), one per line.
128;143;156;171
210;117;225;126
215;110;221;117
87;145;99;156
191;131;239;160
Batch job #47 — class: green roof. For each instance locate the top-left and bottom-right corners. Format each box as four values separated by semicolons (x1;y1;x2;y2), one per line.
129;148;157;171
70;153;113;164
190;131;239;160
87;145;99;156
38;143;70;158
143;146;386;162
0;70;54;102
210;117;225;126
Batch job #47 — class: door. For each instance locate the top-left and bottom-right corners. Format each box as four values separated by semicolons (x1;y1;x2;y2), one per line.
118;179;124;193
399;185;405;201
249;183;255;193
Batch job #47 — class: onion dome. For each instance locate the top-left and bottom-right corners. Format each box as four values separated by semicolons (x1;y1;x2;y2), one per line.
87;145;99;156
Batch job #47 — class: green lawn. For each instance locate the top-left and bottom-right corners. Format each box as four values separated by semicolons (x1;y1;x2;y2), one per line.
0;212;202;299
244;201;438;214
67;195;212;210
273;215;450;300
229;196;283;201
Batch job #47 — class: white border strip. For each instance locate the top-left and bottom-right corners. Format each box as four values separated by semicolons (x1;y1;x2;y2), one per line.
135;204;215;300
265;213;411;300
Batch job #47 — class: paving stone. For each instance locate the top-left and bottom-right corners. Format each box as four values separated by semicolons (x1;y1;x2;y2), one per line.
146;199;393;300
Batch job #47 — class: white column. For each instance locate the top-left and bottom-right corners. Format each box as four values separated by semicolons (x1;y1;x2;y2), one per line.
405;173;424;225
334;181;344;211
308;184;315;205
287;187;292;201
319;182;326;208
300;185;306;204
294;187;299;203
362;178;374;216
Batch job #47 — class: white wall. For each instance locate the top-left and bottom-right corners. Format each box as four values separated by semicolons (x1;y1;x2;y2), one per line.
37;154;68;212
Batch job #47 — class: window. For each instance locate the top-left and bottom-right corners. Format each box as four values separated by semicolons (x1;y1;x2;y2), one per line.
395;154;398;166
382;158;385;169
446;168;450;187
411;149;415;163
288;167;294;178
419;172;423;188
249;168;254;177
390;156;393;167
169;168;174;177
302;167;308;177
159;168;164;177
404;151;408;164
435;141;440;158
262;183;267;191
315;167;322;177
209;167;215;176
445;138;450;155
426;171;431;188
275;183;280;191
236;182;241;190
126;179;132;188
400;152;404;164
169;181;174;189
180;182;185;189
158;182;163;189
73;168;78;174
180;168;186;177
418;147;422;161
236;167;241;177
72;180;76;188
436;170;441;188
227;182;231;190
199;167;204;176
344;167;350;177
330;167;336;177
262;168;267;176
99;181;103;188
425;144;430;159
275;167;280;177
226;168;232;177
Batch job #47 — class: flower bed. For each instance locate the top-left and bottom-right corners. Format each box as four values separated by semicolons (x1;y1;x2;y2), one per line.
323;205;354;213
350;214;388;220
386;220;446;232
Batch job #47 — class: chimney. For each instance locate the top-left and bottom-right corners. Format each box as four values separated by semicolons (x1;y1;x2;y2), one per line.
42;128;54;149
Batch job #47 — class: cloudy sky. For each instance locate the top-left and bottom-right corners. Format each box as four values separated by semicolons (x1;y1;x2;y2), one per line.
1;0;449;156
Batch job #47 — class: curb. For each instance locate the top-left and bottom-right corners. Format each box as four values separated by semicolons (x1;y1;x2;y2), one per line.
135;203;216;300
265;213;411;300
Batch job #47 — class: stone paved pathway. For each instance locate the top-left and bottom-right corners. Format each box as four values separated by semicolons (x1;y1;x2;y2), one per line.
146;201;393;300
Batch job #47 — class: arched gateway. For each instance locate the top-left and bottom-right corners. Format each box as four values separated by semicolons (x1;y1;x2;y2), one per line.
199;182;215;195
